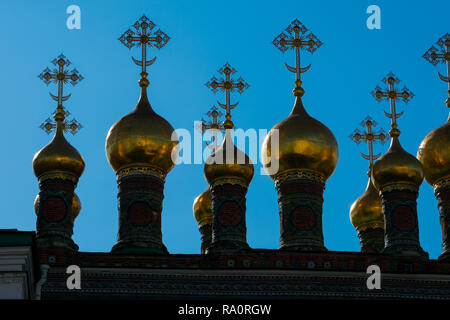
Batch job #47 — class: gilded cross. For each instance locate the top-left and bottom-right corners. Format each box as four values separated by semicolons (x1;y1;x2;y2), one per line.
371;72;414;136
205;63;249;128
119;15;170;83
38;54;83;108
37;54;83;134
423;33;450;104
272;19;322;88
195;106;225;133
350;116;389;175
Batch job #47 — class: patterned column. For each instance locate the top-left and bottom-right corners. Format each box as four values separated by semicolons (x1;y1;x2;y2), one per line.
380;184;427;257
275;170;326;252
207;182;250;254
111;167;167;254
35;174;78;251
357;228;385;253
435;177;450;261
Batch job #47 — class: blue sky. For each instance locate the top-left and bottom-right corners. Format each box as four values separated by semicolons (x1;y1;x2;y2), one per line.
0;0;448;258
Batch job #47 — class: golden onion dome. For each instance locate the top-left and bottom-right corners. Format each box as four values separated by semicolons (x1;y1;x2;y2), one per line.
372;136;424;190
193;189;212;228
32;123;85;180
261;96;339;180
417;117;450;186
204;131;254;187
33;192;81;221
71;193;81;220
350;178;384;232
105;86;178;174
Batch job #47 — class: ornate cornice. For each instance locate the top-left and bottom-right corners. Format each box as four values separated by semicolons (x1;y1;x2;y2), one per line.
434;175;450;191
379;182;418;194
116;166;166;180
38;171;78;184
274;169;325;186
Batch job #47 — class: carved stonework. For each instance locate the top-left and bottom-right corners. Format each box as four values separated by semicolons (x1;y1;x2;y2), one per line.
111;171;167;254
275;171;326;252
36;178;78;251
207;183;250;254
381;186;427;257
435;181;450;261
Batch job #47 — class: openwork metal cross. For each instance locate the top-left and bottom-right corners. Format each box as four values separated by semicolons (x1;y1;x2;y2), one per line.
423;33;450;100
371;72;414;135
195;106;225;133
350;116;389;174
272;19;322;82
38;54;83;108
37;54;83;135
119;15;170;75
40;113;83;135
205;63;249;121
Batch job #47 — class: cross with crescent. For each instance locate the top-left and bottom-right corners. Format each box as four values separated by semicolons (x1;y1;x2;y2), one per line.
119;15;170;83
371;72;415;137
205;63;249;128
350;116;389;175
37;54;83;135
272;19;322;89
423;33;450;105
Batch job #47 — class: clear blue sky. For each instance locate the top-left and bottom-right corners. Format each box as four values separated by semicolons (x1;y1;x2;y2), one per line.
1;0;448;259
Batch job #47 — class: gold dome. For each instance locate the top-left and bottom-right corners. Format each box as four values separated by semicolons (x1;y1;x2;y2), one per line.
372;136;424;190
417;118;450;186
71;192;81;220
32;123;85;180
350;178;384;232
204;132;254;187
261;96;339;179
105;87;178;174
34;192;81;221
193;189;212;228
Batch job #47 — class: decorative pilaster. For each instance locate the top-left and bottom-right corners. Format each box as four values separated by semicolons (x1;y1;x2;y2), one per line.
207;182;250;254
112;168;167;254
435;176;450;261
380;184;427;257
275;170;326;251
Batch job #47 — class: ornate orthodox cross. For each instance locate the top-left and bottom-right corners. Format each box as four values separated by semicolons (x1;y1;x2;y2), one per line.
196;106;225;133
37;54;83;135
350;116;389;175
272;19;322;93
423;33;450;105
205;63;249;128
371;72;414;137
119;15;170;85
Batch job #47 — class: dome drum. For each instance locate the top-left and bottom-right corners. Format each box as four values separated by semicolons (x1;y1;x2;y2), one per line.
276;174;327;252
111;169;169;255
